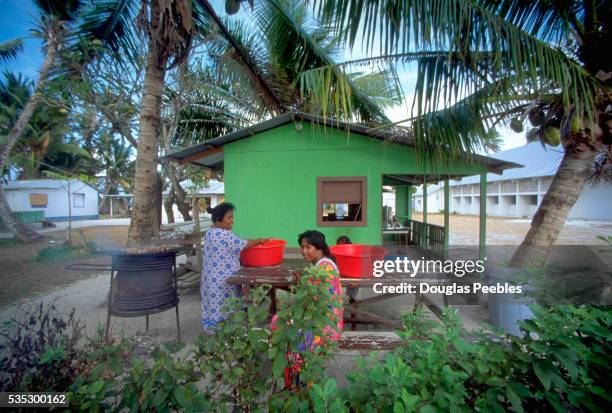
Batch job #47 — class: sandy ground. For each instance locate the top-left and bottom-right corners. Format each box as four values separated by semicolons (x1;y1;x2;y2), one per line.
411;213;612;245
1;215;609;386
0;215;609;343
0;226;128;308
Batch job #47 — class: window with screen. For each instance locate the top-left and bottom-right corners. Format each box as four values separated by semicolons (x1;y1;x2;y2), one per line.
73;193;85;208
317;177;367;227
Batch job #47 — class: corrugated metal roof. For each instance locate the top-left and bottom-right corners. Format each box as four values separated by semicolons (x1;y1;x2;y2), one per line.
162;180;225;196
450;143;563;186
164;112;519;175
4;179;98;191
412;143;564;195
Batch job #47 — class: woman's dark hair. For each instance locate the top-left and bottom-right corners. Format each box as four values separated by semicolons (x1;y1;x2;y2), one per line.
207;202;235;223
298;230;335;261
336;235;352;245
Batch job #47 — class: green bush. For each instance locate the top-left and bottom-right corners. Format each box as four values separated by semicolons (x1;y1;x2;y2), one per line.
0;302;86;392
2;286;609;412
31;241;96;263
268;264;343;412
0;237;20;248
341;305;611;413
195;287;272;412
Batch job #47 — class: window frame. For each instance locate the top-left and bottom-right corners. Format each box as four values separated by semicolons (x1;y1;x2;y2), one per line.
72;193;85;208
316;176;367;227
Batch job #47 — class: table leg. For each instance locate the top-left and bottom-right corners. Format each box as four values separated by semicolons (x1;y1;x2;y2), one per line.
349;295;356;331
270;287;277;315
413;291;423;312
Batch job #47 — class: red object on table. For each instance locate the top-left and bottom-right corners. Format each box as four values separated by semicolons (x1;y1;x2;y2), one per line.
329;244;387;278
241;239;286;267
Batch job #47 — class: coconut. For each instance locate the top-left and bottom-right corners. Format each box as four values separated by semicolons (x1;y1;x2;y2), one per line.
225;0;241;15
526;128;539;142
510;117;524;133
543;127;561;146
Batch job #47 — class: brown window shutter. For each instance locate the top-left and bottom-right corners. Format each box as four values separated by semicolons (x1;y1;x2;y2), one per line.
29;193;48;206
321;181;362;203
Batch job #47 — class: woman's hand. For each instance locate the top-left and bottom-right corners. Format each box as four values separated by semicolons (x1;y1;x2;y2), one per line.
245;237;271;248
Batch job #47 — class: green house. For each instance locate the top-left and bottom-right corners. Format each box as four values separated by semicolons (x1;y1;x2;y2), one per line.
167;113;518;254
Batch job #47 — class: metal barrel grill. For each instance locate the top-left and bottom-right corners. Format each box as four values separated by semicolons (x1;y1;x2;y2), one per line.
67;249;181;341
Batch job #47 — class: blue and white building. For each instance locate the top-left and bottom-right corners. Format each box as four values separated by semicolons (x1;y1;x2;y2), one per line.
413;143;612;220
4;179;99;221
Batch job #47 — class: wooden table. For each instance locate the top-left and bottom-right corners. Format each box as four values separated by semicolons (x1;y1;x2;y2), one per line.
227;259;446;331
382;228;410;250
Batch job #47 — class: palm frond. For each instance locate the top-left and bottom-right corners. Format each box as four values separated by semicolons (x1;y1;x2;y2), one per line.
194;0;286;112
33;0;84;21
79;0;141;61
201;17;290;115
0;39;23;62
315;0;601;124
259;0;401;122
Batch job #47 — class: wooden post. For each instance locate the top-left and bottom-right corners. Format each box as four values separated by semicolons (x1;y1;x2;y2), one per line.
67;180;72;245
407;184;412;221
193;197;202;270
444;179;450;256
109;197;113;218
422;180;427;247
479;173;487;260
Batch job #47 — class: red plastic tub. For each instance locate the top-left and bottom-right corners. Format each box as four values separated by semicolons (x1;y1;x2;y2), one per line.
329;244;388;278
240;239;286;267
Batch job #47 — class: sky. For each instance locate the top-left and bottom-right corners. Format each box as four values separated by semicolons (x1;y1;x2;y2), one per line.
0;0;526;152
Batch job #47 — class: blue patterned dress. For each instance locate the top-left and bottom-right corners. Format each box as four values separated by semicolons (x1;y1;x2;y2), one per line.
201;227;247;332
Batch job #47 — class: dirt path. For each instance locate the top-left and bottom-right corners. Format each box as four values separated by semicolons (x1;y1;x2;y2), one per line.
0;226;128;309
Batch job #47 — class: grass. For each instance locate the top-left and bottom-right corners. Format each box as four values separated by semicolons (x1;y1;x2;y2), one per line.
0;237;20;248
31;242;96;263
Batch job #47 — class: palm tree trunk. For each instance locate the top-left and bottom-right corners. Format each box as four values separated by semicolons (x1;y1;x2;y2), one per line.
509;143;598;267
127;3;165;246
167;167;192;221
164;187;176;224
0;35;58;242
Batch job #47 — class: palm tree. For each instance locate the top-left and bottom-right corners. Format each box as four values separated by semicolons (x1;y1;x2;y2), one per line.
0;72;93;180
0;1;84;242
83;0;401;245
311;0;610;266
82;0;195;245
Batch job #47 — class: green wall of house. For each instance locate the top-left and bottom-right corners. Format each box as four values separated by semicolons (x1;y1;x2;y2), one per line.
224;122;487;247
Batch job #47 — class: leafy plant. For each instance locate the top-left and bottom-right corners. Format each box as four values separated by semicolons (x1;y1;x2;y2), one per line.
341;305;612;413
119;350;210;412
0;302;85;392
269;264;342;411
597;235;611;245
195;287;272;412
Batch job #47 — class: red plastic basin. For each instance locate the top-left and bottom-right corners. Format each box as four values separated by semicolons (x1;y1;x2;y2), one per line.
240;239;286;267
329;244;388;278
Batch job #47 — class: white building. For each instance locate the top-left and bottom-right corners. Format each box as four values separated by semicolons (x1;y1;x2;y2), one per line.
162;180;225;220
412;143;612;220
4;179;99;221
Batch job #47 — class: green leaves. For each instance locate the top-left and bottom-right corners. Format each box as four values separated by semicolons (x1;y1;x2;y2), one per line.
0;39;23;63
272;353;287;378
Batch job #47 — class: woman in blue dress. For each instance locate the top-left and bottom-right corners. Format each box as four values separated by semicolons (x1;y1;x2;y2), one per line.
201;202;268;332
